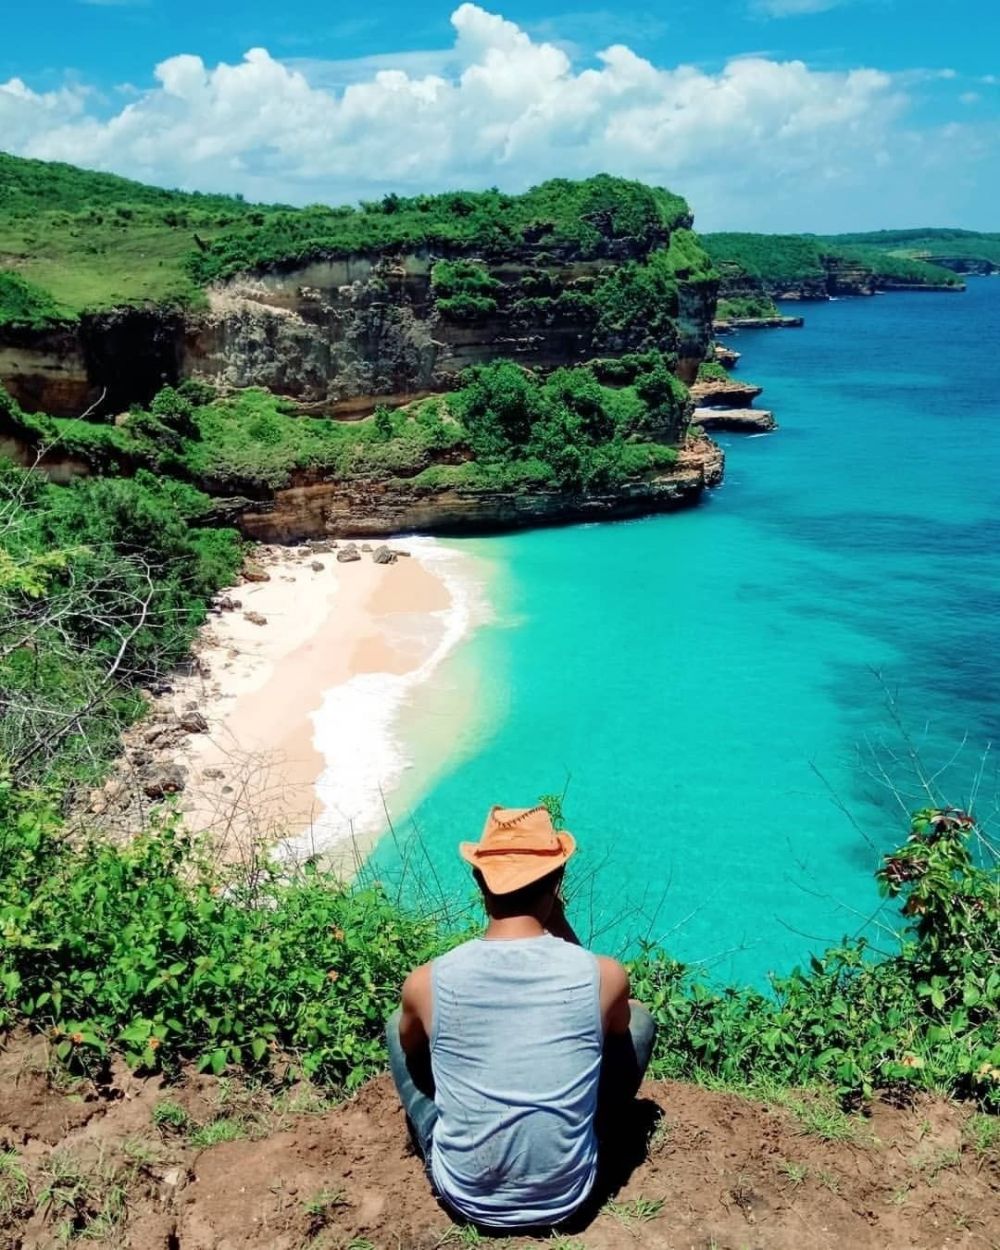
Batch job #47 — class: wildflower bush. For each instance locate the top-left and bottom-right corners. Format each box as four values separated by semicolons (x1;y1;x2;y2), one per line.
0;782;451;1090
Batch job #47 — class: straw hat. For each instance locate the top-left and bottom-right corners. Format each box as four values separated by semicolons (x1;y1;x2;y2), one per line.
459;804;576;895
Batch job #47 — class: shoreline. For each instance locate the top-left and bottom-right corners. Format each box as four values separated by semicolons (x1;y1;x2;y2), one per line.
159;539;484;871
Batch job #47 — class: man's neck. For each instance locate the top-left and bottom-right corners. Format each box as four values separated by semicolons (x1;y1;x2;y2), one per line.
483;915;547;941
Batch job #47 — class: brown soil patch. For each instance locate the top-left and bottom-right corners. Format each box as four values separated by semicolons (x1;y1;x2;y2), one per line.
1;1032;996;1250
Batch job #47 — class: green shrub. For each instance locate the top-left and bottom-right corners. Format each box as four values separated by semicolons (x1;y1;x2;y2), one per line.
0;785;994;1108
435;293;499;319
0;786;452;1090
0;272;68;329
716;295;781;321
0;464;241;788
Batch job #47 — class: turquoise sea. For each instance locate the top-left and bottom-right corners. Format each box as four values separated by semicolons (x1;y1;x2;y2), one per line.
373;279;1000;985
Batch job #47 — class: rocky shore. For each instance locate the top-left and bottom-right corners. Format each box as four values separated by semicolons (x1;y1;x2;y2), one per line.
231;440;724;543
691;407;776;433
688;378;763;408
714;314;804;331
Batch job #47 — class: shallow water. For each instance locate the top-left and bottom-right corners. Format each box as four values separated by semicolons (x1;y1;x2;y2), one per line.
372;280;1000;985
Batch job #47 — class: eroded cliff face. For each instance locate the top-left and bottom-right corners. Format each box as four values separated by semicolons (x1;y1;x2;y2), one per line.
0;240;716;421
1;310;185;417
216;438;724;543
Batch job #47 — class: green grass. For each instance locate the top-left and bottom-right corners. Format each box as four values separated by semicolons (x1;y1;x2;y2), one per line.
776;1160;808;1186
964;1113;1000;1157
0;154;697;321
603;1195;665;1225
0;1149;29;1221
0;271;70;329
0;151;263;316
187;1118;247;1149
151;1100;190;1132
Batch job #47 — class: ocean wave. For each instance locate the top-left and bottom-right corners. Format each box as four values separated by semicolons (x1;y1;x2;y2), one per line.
284;538;489;858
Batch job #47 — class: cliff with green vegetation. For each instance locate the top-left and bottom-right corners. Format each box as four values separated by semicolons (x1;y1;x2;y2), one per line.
702;231;967;307
0;156;726;539
0;155;717;419
822;228;1000;276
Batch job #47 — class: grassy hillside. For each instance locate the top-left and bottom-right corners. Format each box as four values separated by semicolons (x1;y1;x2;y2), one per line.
824;227;1000;269
702;231;963;288
0;153;692;322
0;153;267;317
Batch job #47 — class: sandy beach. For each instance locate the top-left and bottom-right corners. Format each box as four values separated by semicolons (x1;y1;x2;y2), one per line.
166;540;468;869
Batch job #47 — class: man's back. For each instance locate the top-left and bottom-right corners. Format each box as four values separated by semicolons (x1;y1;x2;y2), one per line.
429;934;604;1227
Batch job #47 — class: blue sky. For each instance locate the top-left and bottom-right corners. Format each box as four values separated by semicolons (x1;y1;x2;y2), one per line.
3;0;998;230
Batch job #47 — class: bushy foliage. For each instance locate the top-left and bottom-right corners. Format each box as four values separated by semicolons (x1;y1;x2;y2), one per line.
716;295;782;321
0;786;451;1089
0;460;241;787
0;786;994;1107
453;357;684;492
188;176;691;285
631;808;998;1109
697;361;731;382
11;347;689;502
703;233;828;283
834;245;963;286
0;272;68;329
431;259;502;320
593;251;679;337
823;228;1000;270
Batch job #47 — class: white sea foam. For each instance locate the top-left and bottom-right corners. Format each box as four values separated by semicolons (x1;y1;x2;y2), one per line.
283;538;489;858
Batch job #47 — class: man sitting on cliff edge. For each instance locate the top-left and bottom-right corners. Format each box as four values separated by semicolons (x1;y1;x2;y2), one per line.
387;804;656;1229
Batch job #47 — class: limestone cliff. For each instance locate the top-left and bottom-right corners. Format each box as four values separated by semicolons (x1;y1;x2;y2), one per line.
1;241;717;422
212;437;724;543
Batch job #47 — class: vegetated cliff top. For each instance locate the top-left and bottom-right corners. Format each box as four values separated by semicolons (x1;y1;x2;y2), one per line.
702;230;966;287
821;226;1000;270
0;151;693;323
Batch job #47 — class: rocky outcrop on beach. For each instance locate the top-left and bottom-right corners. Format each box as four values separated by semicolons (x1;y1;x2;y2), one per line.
689;378;762;408
691;407;776;433
713;314;804;331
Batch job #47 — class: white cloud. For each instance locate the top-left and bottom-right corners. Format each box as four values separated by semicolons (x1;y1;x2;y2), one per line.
1;4;995;230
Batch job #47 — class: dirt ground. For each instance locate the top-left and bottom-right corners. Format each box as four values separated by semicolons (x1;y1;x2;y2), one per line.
1;1032;996;1250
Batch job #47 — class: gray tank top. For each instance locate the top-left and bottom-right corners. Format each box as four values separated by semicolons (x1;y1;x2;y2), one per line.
429;934;603;1227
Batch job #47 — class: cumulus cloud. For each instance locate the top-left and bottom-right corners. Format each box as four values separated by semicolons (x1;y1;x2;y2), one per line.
1;3;993;230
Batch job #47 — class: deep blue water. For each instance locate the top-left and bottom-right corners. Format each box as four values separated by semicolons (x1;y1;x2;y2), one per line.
374;280;1000;985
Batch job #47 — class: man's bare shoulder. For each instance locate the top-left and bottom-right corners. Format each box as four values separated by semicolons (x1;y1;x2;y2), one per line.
595;954;629;995
402;961;433;1008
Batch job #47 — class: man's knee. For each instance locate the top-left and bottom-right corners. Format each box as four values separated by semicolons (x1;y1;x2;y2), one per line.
385;1009;404;1069
628;1002;657;1068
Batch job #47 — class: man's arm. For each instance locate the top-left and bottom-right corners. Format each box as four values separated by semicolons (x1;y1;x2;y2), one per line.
398;962;432;1057
597;955;632;1035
